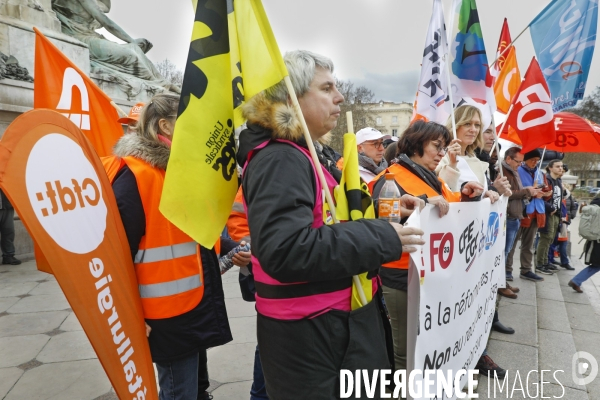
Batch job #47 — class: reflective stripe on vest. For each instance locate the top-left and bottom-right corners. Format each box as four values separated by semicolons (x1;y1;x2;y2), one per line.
139;274;202;298
134;242;197;264
119;156;205;319
371;163;460;270
244;139;354;320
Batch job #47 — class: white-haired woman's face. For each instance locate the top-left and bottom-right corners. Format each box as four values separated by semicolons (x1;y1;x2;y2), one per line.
298;68;344;140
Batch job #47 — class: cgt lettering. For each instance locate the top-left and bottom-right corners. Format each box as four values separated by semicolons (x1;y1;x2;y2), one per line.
459;221;479;265
36;178;100;217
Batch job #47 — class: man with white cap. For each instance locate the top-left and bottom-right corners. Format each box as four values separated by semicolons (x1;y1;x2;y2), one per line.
118;102;145;134
356;127;388;182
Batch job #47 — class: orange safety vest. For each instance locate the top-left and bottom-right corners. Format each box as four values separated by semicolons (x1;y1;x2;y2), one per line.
370;163;461;269
102;155;205;319
227;187;251;242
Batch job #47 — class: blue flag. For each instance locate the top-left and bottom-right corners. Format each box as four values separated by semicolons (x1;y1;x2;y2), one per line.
530;0;598;112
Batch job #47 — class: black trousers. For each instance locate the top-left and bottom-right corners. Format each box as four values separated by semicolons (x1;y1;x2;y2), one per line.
257;298;391;400
0;208;15;257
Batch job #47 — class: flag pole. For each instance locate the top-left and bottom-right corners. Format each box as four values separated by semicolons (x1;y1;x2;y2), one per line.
284;76;367;307
110;101;128;118
490;112;504;179
444;54;458;140
535;146;548;188
345;111;368;307
489;25;530;69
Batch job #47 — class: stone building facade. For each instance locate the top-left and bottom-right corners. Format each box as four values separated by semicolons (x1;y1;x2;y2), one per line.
366;101;413;137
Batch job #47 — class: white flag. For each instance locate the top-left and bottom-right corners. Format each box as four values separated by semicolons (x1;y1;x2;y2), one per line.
413;0;451;124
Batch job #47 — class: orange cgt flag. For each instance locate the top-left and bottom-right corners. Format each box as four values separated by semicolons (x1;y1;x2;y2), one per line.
491;19;521;114
33;27;122;157
0;110;158;400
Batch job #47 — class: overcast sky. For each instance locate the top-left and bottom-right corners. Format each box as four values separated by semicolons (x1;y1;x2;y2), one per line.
101;0;600;104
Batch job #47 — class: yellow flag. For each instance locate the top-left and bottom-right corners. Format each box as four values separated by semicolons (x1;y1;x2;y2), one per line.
161;0;288;247
334;133;376;309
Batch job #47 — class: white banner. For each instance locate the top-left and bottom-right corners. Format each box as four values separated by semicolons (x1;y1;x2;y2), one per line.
407;196;508;400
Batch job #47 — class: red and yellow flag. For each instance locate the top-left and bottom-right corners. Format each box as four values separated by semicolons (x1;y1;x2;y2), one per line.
491;19;521;114
33;27;122;157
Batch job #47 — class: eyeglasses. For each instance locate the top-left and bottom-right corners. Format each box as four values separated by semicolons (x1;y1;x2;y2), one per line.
364;140;384;149
433;143;448;154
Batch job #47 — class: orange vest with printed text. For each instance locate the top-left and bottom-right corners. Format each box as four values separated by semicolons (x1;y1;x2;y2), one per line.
102;155;215;319
370;163;461;270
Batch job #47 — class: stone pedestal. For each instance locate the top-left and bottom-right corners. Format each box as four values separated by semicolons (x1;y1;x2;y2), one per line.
0;7;156;259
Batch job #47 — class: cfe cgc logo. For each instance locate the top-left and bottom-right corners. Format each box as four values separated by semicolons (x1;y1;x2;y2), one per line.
25;134;107;254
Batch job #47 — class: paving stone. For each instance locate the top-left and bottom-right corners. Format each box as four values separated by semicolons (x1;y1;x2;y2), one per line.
0;296;19;313
0;281;39;297
491;303;537;347
5;359;111;400
538;329;586;391
224;296;258;318
499;280;536;306
59;312;83;331
37;330;96;363
537;298;571;333
536;278;565;301
0;334;50;368
0;367;23;399
222;281;243;299
28;280;62;296
541;383;589;400
0;311;69;337
565;302;600;333
211;380;253;398
0;269;51;283
208;342;256;383
7;293;70;314
228;315;257;345
557;270;575;287
477;341;538;399
571;329;600;369
562;285;592;305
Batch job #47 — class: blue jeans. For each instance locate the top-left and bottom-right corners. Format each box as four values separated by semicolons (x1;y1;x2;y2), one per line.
572;265;600;287
505;218;521;262
156;349;209;400
251;345;269;400
549;237;569;265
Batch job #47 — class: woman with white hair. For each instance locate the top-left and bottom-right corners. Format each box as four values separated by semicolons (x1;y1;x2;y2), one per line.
237;50;424;399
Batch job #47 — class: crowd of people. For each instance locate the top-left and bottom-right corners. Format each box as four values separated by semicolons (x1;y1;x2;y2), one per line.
34;49;598;399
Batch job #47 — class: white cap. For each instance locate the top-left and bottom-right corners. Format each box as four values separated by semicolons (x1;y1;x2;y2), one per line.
356;127;384;145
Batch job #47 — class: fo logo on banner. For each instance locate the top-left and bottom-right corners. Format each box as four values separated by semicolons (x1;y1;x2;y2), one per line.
25;134;107;254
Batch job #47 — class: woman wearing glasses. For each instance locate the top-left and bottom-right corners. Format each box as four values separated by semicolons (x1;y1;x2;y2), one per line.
369;120;484;377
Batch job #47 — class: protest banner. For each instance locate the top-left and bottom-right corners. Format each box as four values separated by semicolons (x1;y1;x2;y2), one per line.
407;197;508;399
0;110;157;400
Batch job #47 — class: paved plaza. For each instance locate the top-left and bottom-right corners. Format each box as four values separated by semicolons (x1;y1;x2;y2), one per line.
1;218;600;399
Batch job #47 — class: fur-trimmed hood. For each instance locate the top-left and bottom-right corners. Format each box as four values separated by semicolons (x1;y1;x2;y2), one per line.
113;133;170;170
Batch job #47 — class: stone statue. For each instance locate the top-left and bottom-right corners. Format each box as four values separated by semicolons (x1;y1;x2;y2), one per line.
51;0;180;96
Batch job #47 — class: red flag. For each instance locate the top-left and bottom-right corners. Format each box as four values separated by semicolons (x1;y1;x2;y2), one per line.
491;19;521;113
504;58;556;153
34;27;122;157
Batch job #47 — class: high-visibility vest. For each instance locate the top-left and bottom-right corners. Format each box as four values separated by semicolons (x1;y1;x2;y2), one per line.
370;163;461;270
244;139;376;320
102;155;205;319
227;187;251;242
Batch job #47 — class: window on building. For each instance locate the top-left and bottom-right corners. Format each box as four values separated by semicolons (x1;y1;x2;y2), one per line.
392;129;398;136
376;117;382;125
581;180;586;186
392;116;398;124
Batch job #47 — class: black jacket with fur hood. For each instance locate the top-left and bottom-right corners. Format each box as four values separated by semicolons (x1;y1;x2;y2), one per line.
111;134;233;363
237;94;402;285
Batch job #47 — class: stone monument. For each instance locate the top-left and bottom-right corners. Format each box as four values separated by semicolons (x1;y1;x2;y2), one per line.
0;0;179;259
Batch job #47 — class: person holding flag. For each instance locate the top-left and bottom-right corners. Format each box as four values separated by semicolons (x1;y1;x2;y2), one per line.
238;50;424;399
